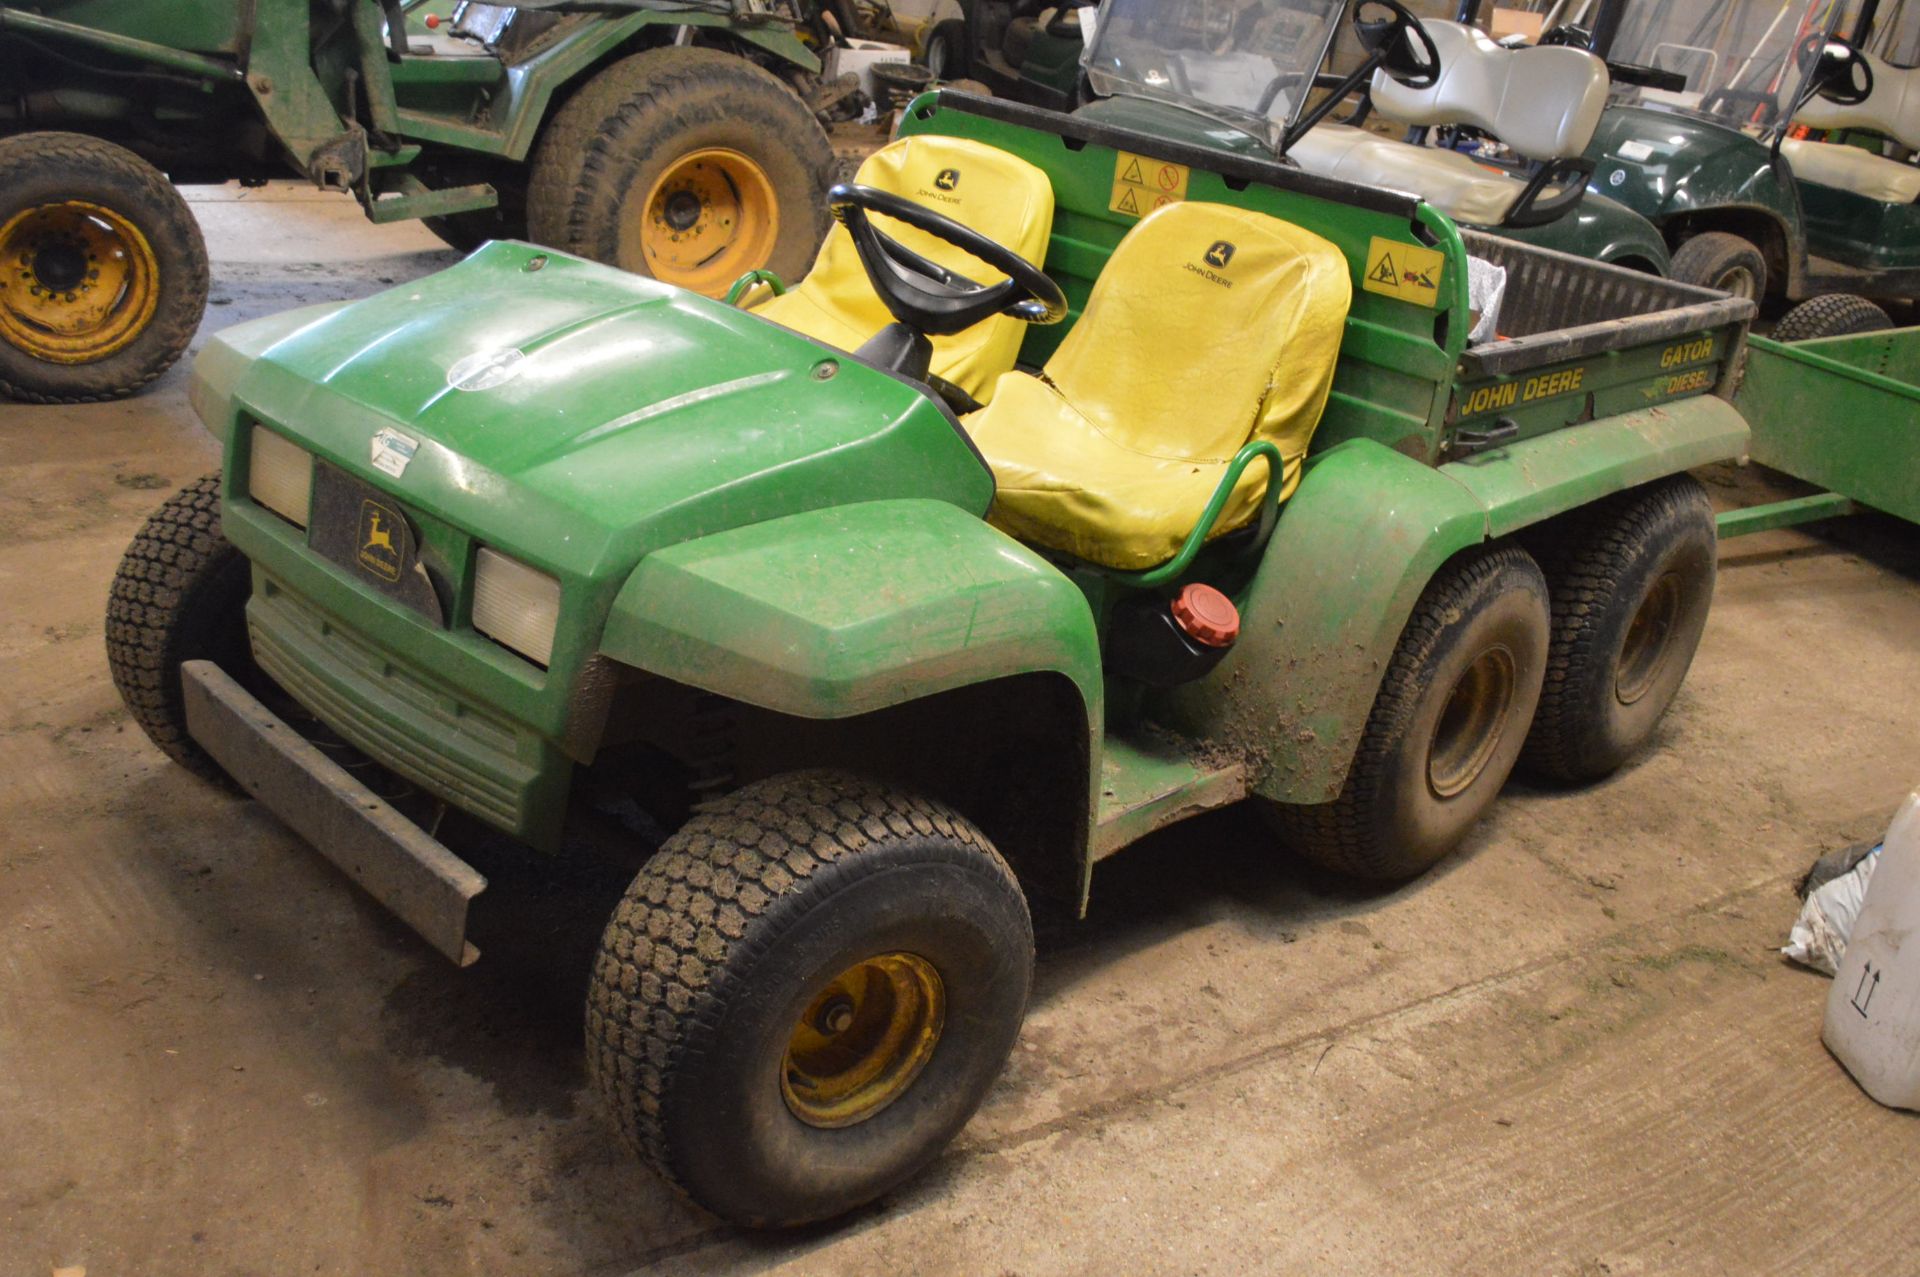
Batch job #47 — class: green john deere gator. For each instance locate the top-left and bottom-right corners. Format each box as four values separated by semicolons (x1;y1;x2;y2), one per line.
107;25;1755;1226
0;0;836;403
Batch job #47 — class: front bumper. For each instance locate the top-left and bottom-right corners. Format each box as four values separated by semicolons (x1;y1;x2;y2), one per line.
181;660;488;966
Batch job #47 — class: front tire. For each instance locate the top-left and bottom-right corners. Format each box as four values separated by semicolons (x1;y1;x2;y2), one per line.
588;770;1032;1227
1521;476;1717;784
0;132;209;403
1266;545;1550;881
1669;231;1766;302
526;48;833;297
921;19;972;80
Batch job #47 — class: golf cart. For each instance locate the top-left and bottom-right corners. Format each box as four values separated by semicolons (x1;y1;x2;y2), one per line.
107;12;1755;1220
917;0;1094;110
1576;0;1920;316
1073;0;1675;272
0;0;836;403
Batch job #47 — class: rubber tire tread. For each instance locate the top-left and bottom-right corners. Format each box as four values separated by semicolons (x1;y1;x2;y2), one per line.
104;473;251;783
587;770;1030;1226
0;132;209;403
1266;544;1548;881
1771;293;1893;342
1520;475;1716;784
1669;231;1767;300
525;47;832;286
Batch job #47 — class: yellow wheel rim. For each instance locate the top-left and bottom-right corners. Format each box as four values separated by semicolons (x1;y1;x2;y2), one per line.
637;148;780;297
781;951;945;1129
1428;646;1517;799
0;200;160;364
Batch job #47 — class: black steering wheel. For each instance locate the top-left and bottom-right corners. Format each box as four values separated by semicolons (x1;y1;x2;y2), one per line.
1353;0;1442;90
1798;33;1874;106
827;184;1067;337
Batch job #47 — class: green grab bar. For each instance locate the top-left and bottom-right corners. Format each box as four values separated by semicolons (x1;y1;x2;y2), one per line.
1114;440;1287;589
724;269;787;307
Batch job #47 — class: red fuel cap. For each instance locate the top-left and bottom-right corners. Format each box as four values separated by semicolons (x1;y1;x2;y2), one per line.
1171;583;1239;648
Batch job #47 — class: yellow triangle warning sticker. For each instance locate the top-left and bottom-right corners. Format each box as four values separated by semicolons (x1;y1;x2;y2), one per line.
1362;236;1448;307
1368;253;1400;287
1116;187;1141;215
1120;157;1144;184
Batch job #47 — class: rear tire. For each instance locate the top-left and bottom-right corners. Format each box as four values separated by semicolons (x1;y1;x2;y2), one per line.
1265;545;1550;881
922;19;972;80
588;770;1032;1227
1669;232;1766;302
1771;293;1892;342
526;47;833;297
0;132;208;403
105;474;256;784
1520;475;1718;785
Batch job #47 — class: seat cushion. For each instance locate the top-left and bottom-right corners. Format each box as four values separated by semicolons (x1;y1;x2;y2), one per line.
966;202;1350;570
1289;124;1544;226
752;136;1054;402
1783;137;1920;204
1369;20;1608;161
1795;49;1920;152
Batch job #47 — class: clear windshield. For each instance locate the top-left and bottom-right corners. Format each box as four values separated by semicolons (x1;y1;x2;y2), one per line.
1864;0;1920;66
1606;0;1860;134
1082;0;1348;150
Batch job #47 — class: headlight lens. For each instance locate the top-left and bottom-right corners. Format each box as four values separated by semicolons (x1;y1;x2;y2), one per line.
248;425;313;528
472;547;562;667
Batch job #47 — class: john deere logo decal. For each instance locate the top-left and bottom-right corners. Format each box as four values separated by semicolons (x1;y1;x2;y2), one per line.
1185;240;1238;288
934;168;961;191
356;499;404;583
1204;241;1236;269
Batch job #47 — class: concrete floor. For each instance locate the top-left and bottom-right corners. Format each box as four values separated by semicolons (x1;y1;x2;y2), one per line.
3;185;1918;1276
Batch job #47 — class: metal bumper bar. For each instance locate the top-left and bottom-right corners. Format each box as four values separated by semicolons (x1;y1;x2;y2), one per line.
181;660;488;966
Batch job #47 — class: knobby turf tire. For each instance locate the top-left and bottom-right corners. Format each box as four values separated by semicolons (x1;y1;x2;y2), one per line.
1265;544;1550;882
525;48;833;290
0;132;209;403
1771;293;1893;343
104;474;255;784
1520;475;1717;785
587;770;1032;1228
1669;231;1767;302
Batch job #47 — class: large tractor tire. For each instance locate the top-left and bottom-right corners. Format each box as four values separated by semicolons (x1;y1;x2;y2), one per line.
1771;293;1893;343
0;132;208;403
1520;475;1718;785
1669;231;1766;302
1266;545;1550;881
527;47;833;298
588;770;1032;1227
105;474;257;784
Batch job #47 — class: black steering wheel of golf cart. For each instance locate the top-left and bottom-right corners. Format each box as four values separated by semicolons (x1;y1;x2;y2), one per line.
1797;33;1874;107
1353;0;1442;90
827;184;1067;336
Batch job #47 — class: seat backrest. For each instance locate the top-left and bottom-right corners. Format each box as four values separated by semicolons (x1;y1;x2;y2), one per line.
1796;49;1920;151
1370;20;1609;160
751;136;1054;401
1042;201;1351;465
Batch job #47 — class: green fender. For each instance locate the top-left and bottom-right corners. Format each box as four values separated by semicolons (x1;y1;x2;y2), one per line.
188;301;352;447
600;498;1105;732
1162;395;1749;805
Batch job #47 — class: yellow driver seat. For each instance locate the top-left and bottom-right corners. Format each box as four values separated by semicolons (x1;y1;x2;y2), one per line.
965;201;1351;571
751;136;1055;403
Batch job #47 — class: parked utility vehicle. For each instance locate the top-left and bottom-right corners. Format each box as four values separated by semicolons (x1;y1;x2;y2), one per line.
0;0;835;402
918;0;1092;110
108;56;1753;1225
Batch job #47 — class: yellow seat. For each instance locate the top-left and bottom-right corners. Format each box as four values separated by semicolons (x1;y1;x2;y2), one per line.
751;136;1054;403
965;201;1351;571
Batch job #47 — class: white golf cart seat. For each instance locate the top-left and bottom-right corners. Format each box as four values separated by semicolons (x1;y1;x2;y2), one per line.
965;202;1351;571
1288;20;1608;226
1786;50;1920;204
751;135;1055;403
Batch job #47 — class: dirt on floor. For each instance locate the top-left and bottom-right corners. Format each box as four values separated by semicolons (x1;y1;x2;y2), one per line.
2;186;1918;1277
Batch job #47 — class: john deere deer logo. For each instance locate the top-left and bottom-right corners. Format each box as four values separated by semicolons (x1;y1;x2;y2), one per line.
1204;240;1236;269
934;168;961;191
356;500;404;583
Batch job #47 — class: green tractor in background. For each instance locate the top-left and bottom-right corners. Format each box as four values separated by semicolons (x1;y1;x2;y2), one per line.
0;0;838;403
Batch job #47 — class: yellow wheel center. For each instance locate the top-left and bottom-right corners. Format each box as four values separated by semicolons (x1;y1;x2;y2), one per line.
0;200;160;365
782;951;945;1129
1428;645;1517;799
638;148;781;297
1617;572;1682;705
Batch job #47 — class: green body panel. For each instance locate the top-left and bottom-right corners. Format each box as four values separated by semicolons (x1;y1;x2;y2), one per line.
1796;179;1920;274
14;0;242;54
1731;329;1920;526
1073;96;1672;272
601;499;1104;724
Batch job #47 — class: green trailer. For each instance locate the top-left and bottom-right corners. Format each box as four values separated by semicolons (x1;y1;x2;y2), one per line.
0;0;837;403
1721;318;1920;536
105;71;1754;1226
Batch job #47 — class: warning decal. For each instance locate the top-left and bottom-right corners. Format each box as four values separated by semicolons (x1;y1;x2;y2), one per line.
1362;236;1447;307
1110;150;1189;218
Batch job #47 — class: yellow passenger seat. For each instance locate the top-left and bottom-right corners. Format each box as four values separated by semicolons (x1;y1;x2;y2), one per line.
966;201;1351;570
752;136;1055;403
